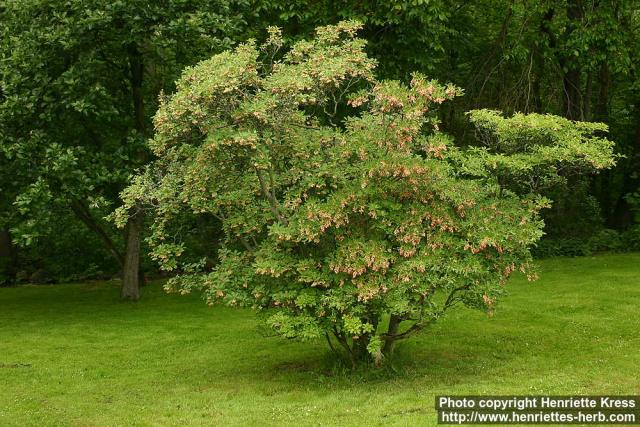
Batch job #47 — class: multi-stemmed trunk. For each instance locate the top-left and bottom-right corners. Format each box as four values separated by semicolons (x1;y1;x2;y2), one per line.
329;315;405;369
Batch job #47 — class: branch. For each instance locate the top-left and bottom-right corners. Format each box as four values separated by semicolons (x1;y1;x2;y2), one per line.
332;327;353;356
324;333;340;358
381;321;424;341
238;235;255;252
382;284;472;343
217;209;255;252
254;167;288;226
70;199;124;268
443;284;472;310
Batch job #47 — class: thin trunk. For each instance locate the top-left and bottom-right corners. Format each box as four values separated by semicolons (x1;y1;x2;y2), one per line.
382;315;401;358
121;205;144;300
531;6;556;114
474;2;513;104
591;63;612;221
352;338;369;364
532;48;544;113
333;330;356;369
562;67;582;120
255;167;288;226
583;72;593;121
594;63;610;122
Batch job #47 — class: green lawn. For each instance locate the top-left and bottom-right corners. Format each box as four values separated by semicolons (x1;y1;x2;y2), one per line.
1;253;639;426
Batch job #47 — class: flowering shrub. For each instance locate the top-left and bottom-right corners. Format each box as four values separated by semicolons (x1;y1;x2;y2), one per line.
115;22;615;367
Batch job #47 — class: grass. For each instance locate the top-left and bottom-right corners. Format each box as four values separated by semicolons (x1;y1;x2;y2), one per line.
1;253;639;426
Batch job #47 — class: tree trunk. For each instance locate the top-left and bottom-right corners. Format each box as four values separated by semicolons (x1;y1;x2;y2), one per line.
562;67;582;120
121;205;144;300
583;72;593;121
531;7;556;114
591;63;613;222
382;314;401;358
531;49;544;113
120;42;147;300
594;63;610;122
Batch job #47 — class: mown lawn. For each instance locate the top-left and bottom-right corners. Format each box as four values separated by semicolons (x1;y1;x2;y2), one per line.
1;253;639;426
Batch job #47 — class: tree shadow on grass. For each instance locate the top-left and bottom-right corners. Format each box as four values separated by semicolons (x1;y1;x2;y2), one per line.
225;309;584;393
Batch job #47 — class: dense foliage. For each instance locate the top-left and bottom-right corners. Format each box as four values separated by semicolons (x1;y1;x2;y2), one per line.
2;1;638;291
0;0;250;293
257;0;640;248
115;23;614;365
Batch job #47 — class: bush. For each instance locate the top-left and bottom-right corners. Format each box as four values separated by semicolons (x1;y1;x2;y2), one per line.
622;226;640;251
587;229;623;252
116;22;615;367
532;237;592;258
533;228;636;258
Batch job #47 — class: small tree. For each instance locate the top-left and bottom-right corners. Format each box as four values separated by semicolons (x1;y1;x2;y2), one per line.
116;22;615;367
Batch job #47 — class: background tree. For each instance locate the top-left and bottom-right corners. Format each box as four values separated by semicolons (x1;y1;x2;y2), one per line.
0;0;250;294
1;1;637;289
254;0;640;254
115;23;615;366
253;0;453;79
453;1;638;238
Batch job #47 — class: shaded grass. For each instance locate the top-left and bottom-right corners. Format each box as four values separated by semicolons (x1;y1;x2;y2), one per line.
1;253;639;426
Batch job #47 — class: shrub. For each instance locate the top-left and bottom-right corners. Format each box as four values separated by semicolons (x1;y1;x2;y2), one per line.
532;229;629;258
587;229;623;253
622;226;640;251
622;191;640;251
532;237;592;258
115;22;615;367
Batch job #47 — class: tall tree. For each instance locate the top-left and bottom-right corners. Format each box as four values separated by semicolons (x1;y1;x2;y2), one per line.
0;0;250;296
